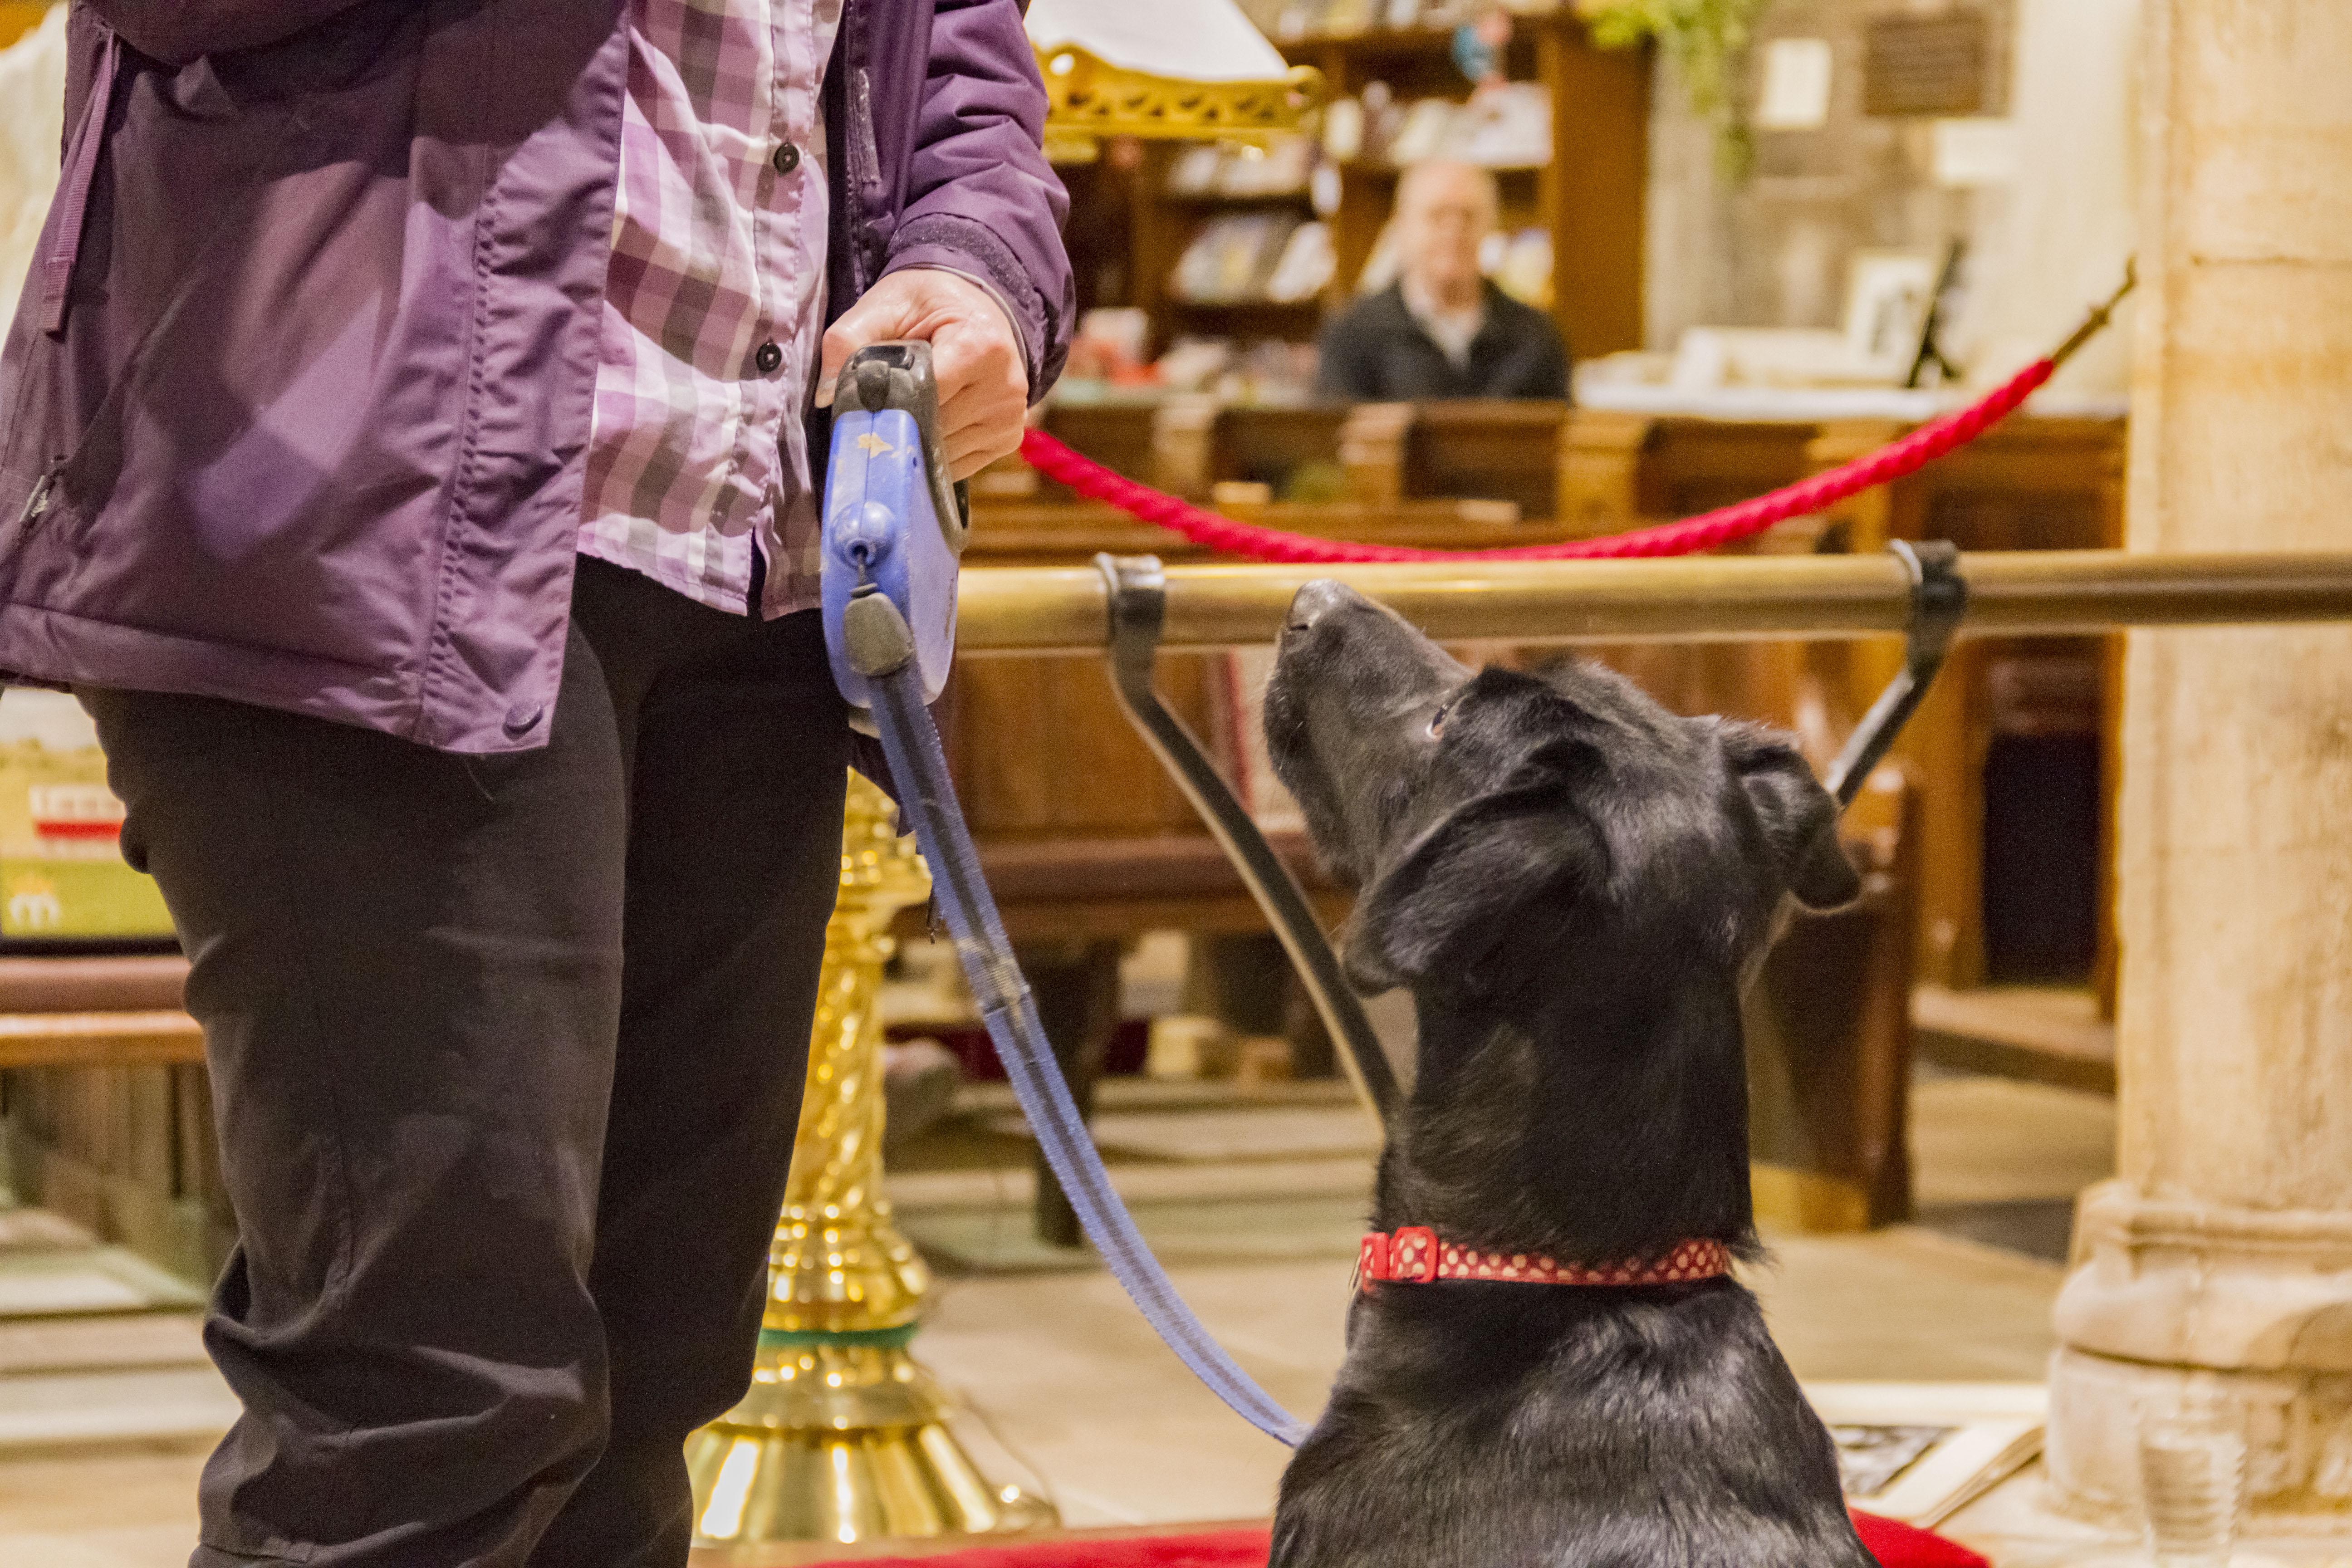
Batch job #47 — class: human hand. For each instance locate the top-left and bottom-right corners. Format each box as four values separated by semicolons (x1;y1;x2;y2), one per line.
816;269;1029;480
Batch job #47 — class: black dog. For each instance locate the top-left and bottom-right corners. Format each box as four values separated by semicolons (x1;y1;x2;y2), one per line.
1263;580;1873;1568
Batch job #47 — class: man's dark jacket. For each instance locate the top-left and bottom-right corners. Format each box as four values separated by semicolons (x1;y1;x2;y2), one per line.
1316;281;1568;402
0;0;1072;753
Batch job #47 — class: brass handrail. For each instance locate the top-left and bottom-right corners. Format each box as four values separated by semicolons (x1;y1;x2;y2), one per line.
953;550;2352;654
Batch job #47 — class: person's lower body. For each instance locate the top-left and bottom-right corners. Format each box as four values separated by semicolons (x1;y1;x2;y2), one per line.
81;556;851;1568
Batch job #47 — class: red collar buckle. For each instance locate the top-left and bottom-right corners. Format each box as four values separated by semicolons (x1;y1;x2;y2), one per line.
1355;1228;1732;1293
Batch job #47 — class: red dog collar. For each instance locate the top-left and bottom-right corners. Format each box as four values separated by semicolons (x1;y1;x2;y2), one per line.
1356;1226;1732;1291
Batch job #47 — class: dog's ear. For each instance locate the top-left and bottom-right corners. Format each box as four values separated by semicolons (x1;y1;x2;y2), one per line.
1726;727;1861;911
1343;786;1603;993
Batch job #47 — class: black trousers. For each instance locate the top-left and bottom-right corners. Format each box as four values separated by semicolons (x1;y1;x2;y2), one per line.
82;557;852;1568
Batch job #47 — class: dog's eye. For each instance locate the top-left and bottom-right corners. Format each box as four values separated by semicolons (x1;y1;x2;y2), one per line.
1427;703;1450;738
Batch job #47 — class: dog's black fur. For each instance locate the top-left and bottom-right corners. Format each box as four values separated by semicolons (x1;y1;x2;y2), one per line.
1263;580;1874;1568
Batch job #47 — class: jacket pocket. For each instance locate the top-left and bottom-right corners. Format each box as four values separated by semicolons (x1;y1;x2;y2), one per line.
14;38;447;679
38;22;122;336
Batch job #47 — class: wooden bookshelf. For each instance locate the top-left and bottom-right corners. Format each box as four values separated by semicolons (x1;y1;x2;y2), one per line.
1057;12;1649;366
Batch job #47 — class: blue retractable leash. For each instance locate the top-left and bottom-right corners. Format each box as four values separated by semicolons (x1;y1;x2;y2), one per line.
820;343;1310;1447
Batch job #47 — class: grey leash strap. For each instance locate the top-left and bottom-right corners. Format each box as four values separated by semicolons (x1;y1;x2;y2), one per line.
843;588;1311;1448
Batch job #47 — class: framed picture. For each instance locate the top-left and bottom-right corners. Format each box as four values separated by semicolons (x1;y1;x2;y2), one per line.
1843;249;1943;378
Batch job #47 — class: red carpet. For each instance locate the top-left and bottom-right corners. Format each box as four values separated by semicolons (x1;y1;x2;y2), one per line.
809;1511;1985;1567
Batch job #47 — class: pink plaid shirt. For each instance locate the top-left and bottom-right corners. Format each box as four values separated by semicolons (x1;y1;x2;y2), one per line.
578;0;843;618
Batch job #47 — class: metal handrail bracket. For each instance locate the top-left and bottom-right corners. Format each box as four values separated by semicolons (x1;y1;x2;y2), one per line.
1094;554;1401;1132
1827;540;1967;809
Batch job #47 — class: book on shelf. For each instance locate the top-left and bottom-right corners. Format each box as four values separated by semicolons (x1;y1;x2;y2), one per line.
1170;215;1335;306
1170;214;1298;304
1325;82;1553;170
1167;136;1318;201
1264;222;1338;302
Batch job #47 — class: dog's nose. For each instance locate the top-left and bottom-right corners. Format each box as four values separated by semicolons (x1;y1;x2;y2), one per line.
1284;578;1364;634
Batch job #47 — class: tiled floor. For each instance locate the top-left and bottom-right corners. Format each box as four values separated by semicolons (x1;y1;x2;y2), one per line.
0;1065;2205;1567
0;1441;215;1568
1910;1067;2117;1264
0;1203;228;1567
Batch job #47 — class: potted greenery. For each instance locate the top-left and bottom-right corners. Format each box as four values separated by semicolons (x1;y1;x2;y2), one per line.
1577;0;1768;176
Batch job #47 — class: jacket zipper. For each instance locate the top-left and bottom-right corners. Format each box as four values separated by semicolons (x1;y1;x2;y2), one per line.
15;466;60;534
849;64;881;294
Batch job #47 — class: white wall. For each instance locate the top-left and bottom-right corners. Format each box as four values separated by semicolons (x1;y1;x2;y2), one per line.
1956;0;2140;397
1641;0;2139;397
0;6;68;321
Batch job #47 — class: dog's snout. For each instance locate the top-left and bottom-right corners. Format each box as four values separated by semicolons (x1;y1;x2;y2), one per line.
1284;578;1365;633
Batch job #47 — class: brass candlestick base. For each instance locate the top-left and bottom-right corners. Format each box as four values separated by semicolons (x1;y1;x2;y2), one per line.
688;774;1054;1548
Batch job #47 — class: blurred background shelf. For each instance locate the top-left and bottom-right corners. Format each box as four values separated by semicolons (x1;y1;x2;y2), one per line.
1058;8;1647;371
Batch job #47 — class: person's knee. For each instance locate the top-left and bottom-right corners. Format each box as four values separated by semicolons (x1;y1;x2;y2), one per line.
193;1350;612;1565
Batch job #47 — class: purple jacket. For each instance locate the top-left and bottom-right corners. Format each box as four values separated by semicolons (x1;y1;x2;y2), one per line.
0;0;1071;752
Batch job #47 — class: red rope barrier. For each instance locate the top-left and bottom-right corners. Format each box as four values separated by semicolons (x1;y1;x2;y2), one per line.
1019;358;2054;564
1021;264;2141;563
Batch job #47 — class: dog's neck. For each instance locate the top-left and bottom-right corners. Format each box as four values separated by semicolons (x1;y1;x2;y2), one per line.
1373;964;1759;1269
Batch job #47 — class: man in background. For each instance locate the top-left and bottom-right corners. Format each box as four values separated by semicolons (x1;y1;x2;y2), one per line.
1317;159;1569;401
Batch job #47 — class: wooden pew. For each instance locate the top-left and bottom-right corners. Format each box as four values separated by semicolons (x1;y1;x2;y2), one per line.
1025;400;1350;504
0;956;230;1279
1748;764;1924;1230
1560;411;1821;534
1338;400;1571;519
1031;397;1575;521
0;1008;201;1068
959;496;1531;561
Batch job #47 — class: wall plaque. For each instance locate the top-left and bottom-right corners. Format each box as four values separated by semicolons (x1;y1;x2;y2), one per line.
1863;12;1988;118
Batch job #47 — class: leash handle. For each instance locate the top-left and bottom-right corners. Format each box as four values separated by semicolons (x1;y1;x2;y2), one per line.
851;595;1311;1449
829;340;967;554
1095;554;1400;1132
822;343;966;710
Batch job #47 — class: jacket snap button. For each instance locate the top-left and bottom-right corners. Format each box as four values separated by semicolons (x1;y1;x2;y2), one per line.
503;704;544;738
755;341;784;374
772;141;800;175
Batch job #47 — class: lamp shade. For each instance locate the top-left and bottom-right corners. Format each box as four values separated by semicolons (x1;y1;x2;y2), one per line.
1025;0;1322;149
1024;0;1290;83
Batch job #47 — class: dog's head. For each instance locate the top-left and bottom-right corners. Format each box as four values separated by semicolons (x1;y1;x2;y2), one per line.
1264;579;1858;1003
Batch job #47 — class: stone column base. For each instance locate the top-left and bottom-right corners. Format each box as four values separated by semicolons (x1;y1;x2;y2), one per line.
2047;1181;2352;1528
2047;1347;2352;1529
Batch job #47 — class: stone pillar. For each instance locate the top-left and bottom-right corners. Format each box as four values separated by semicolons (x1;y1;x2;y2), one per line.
2043;0;2352;1529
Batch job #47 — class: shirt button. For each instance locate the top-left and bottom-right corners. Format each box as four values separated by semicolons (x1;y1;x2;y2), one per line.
755;341;783;374
773;141;800;175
